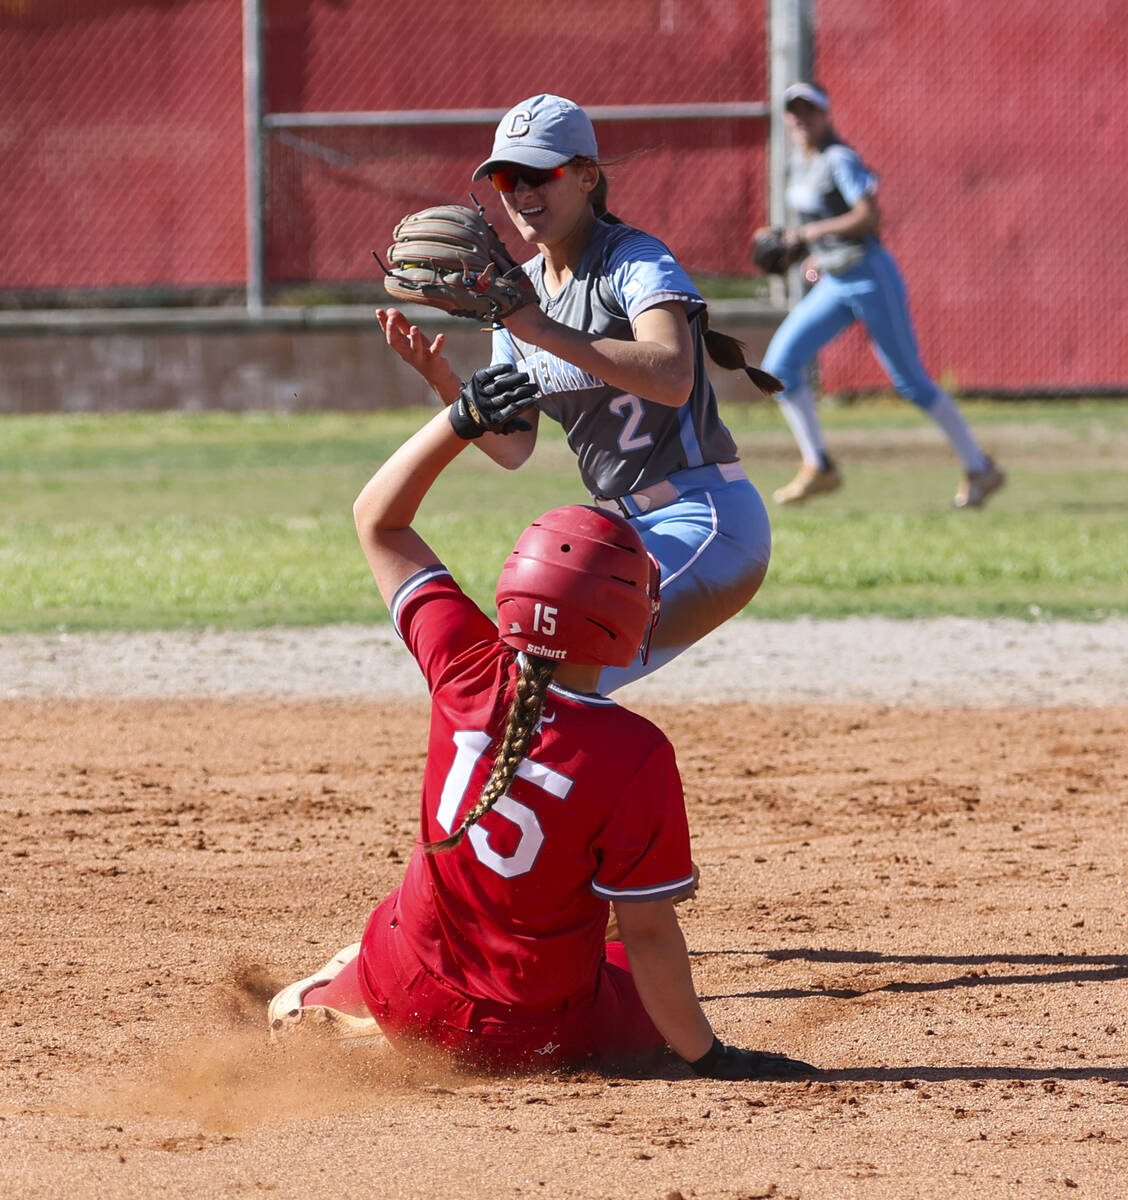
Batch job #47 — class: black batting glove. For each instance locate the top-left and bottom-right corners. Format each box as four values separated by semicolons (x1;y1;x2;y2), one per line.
688;1036;818;1081
449;364;539;439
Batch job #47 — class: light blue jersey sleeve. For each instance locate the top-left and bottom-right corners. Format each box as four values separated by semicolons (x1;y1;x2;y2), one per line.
491;325;519;367
826;143;879;207
603;228;706;323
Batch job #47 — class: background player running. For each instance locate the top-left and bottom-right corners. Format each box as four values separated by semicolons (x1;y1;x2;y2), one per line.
378;93;779;693
267;366;816;1082
760;82;1005;510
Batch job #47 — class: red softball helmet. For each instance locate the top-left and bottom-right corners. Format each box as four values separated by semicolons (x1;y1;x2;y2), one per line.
496;506;661;668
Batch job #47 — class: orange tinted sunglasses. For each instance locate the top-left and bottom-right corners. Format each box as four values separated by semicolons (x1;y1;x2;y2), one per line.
488;164;567;193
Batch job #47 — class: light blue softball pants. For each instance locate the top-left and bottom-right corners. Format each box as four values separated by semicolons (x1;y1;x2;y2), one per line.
597;462;771;693
762;245;943;411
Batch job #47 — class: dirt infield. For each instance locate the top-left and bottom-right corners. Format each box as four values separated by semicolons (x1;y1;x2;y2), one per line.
2;681;1126;1198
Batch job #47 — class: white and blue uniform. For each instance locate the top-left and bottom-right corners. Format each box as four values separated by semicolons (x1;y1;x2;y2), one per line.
763;135;947;412
492;217;771;692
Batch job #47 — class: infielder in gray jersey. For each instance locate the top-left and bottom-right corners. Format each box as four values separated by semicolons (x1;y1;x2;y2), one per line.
761;82;1005;509
378;93;775;692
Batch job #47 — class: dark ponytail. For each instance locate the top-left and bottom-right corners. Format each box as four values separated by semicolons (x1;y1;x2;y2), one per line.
701;309;783;396
587;160;779;396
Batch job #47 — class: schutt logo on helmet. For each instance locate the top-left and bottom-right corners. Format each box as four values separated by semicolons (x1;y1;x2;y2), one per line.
524;643;569;660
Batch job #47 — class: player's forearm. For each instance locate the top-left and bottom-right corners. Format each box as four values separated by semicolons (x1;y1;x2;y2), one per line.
424;366;534;468
428;370;463;406
429;384;537;469
353;408;466;538
615;904;715;1062
502;309;692;408
799;197;880;243
472;421;538;469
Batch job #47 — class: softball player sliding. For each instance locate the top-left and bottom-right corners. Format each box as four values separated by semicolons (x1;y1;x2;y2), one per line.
378;93;776;693
268;376;815;1081
763;82;1005;509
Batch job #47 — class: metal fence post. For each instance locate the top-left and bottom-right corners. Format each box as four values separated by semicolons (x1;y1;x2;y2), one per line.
769;0;815;310
242;0;265;316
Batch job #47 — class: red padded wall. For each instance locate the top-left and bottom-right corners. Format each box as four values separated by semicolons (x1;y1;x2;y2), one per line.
2;0;244;291
3;0;1124;391
811;0;1127;392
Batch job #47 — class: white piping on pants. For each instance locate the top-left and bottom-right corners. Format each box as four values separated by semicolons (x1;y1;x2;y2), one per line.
659;491;719;590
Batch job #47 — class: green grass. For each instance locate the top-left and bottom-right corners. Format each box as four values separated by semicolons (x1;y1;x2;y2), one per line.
2;400;1126;633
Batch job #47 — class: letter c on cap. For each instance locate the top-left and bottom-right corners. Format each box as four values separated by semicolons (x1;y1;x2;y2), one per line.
506;110;532;139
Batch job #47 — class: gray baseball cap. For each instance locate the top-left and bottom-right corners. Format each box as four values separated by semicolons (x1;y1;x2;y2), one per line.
472;94;599;181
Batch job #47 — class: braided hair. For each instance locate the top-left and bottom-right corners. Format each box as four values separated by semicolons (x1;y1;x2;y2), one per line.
423;655;558;854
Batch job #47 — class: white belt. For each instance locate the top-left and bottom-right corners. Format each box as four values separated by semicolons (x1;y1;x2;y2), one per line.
593;479;678;517
593;461;746;518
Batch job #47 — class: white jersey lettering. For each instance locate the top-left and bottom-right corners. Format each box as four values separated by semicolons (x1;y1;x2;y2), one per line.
437;729;575;879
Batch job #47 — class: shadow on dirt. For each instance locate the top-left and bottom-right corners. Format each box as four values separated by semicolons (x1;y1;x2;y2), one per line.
695;947;1128;1000
818;1065;1128;1083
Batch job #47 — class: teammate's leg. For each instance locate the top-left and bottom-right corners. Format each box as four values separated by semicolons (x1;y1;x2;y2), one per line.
776;379;828;467
762;281;855;501
854;249;1003;500
598;476;771;692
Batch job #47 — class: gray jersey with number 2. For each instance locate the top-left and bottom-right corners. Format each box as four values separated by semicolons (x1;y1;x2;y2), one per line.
491;218;739;500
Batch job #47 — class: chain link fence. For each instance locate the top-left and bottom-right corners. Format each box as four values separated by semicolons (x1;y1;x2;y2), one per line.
2;1;1125;391
260;0;771;290
264;115;770;290
809;0;1127;393
2;0;244;301
1;0;770;306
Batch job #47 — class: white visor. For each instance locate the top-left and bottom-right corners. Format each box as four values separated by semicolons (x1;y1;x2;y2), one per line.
783;83;830;112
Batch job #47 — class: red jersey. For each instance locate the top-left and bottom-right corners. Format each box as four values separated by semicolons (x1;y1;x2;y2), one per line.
376;565;693;1011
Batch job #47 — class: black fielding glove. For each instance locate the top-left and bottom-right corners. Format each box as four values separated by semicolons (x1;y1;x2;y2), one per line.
751;227;808;275
688;1036;818;1080
449;364;540;440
